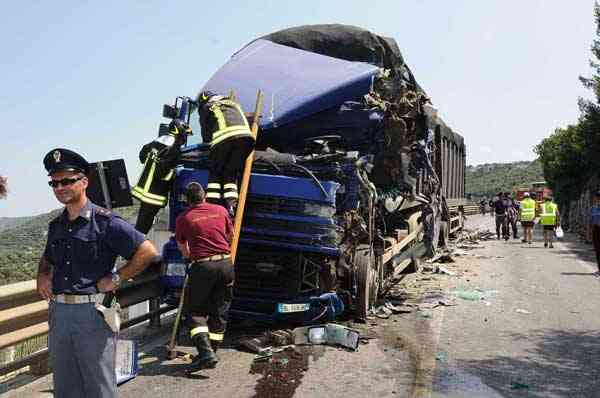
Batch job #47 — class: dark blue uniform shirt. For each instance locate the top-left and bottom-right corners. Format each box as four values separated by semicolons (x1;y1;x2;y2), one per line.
44;200;146;294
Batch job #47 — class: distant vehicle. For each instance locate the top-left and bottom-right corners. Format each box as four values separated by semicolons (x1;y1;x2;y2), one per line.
515;181;553;215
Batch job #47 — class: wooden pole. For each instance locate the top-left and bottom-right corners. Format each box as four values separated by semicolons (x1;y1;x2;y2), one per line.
230;90;263;265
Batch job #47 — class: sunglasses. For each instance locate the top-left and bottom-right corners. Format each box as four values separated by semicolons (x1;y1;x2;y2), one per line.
48;176;85;188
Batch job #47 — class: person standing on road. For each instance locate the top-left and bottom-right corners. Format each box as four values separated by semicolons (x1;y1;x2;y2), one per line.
492;192;509;240
540;195;560;248
589;190;600;275
175;182;234;374
38;148;159;398
519;192;536;244
505;192;519;239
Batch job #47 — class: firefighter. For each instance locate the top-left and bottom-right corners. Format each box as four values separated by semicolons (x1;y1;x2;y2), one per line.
131;120;192;234
196;91;255;215
540;195;560;248
520;192;536;244
175;182;234;374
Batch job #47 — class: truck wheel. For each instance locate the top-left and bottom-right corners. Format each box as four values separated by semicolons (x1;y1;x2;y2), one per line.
356;244;378;320
439;221;449;248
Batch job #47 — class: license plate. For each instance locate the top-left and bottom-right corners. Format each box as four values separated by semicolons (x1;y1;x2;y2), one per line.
278;303;310;313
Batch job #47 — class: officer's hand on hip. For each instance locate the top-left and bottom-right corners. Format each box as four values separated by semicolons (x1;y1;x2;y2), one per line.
96;275;118;293
36;273;53;301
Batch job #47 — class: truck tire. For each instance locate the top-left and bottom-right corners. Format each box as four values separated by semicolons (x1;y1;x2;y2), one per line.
356;244;378;320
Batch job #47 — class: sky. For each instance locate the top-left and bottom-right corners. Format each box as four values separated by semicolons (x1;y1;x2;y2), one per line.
0;0;596;217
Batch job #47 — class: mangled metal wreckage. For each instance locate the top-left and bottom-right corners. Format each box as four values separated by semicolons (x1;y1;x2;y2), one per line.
161;25;466;322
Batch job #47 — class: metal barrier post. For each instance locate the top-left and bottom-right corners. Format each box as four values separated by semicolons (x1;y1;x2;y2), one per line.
148;298;161;328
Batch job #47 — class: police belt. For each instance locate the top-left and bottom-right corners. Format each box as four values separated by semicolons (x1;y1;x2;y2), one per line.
54;293;105;304
191;254;231;263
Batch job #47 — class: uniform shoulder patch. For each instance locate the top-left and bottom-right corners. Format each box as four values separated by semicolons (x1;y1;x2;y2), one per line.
94;206;113;217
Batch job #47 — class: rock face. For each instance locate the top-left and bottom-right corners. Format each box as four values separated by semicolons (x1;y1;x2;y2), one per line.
562;176;600;241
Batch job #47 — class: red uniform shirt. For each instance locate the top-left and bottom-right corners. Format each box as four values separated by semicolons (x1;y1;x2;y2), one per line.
175;202;233;259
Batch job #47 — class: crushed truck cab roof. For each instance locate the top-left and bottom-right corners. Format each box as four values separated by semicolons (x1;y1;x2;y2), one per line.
202;39;379;129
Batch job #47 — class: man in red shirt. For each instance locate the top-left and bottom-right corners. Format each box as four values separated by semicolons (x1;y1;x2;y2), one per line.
175;182;234;373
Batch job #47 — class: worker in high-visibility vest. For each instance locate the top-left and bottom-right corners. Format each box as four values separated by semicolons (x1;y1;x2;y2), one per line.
519;192;536;244
132;120;191;233
539;195;560;248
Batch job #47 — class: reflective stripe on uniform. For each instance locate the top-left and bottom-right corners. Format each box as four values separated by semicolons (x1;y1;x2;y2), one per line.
208;332;224;341
223;183;238;190
223;191;238;199
143;151;158;192
207;183;222;189
161;169;174;181
210;104;227;130
190;326;209;337
211;126;252;146
206;192;222;199
131;186;167;206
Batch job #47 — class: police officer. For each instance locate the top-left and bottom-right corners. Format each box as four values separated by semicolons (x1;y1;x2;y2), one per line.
38;148;159;398
540;195;560;248
175;182;234;374
132;120;192;233
196;91;255;215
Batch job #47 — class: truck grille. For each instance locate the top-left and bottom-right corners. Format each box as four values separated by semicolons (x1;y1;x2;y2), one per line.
233;246;303;300
246;195;335;218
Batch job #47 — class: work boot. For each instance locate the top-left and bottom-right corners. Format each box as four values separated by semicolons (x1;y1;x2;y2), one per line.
210;340;221;360
544;242;548;248
187;333;218;374
549;243;554;249
521;239;527;243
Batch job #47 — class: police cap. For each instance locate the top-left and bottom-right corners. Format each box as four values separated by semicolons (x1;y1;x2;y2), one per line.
43;148;90;176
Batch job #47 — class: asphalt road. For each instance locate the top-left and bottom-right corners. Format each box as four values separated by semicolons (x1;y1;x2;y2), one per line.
431;215;600;398
4;214;600;397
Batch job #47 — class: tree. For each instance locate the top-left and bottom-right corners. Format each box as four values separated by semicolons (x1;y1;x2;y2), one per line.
535;125;587;204
0;175;7;199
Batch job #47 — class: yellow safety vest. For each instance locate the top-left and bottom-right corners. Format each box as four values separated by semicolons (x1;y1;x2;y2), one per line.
540;202;558;226
520;198;536;222
131;148;173;207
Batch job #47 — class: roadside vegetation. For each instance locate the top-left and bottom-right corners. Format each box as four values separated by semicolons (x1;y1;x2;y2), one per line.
0;204;139;286
535;3;600;204
465;160;544;199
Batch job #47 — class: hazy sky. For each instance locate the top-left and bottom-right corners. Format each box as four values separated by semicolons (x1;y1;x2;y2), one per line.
0;1;596;217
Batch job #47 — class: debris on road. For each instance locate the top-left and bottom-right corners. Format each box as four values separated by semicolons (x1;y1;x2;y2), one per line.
450;288;497;301
437;266;456;276
510;382;530;390
515;308;532;315
294;323;361;351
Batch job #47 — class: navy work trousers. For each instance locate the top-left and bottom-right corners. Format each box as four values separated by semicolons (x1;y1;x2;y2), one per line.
49;301;116;398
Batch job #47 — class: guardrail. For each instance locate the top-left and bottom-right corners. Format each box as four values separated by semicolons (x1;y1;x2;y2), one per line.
0;262;173;377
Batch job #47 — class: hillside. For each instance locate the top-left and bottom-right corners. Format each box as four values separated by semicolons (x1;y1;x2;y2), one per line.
465;160;544;199
0;203;140;286
0;216;34;232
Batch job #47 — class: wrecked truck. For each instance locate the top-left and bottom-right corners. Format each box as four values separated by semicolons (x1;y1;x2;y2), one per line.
159;25;466;322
